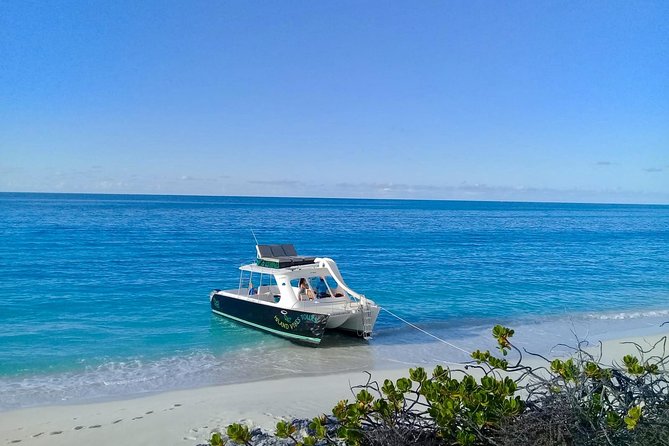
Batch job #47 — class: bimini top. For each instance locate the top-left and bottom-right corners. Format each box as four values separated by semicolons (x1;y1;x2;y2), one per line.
255;244;316;269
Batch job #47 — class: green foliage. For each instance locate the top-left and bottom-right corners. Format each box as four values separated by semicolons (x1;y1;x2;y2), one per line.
226;423;252;445
456;430;476;446
605;410;622;429
625;405;642;430
409;366;427;382
298;435;316;446
308;416;327;439
212;326;669;446
331;330;526;446
550;358;579;382
210;432;224;446
471;349;509;370
275;420;296;439
356;388;374;406
332;399;348;420
623;355;645;375
491;325;515;356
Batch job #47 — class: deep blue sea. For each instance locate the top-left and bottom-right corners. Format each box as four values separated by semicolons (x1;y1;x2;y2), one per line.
1;193;668;410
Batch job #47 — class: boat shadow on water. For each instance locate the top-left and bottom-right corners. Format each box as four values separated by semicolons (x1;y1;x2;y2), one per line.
292;330;372;348
208;315;371;349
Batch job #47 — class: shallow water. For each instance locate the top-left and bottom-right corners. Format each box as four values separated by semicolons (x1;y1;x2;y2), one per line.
1;193;668;409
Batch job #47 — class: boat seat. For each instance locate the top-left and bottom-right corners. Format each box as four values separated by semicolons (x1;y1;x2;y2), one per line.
281;244;298;257
256;244;316;268
270;245;289;257
257;244;296;258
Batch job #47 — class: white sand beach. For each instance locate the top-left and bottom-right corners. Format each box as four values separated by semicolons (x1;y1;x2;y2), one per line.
2;332;667;446
0;368;412;446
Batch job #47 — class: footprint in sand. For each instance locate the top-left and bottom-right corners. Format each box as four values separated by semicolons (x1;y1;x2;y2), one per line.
32;432;44;438
50;431;63;435
88;425;102;429
10;440;21;444
145;410;154;415
74;426;84;430
132;416;143;420
112;419;123;424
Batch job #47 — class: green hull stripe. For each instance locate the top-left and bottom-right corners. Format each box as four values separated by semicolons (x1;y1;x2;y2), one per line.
211;309;322;344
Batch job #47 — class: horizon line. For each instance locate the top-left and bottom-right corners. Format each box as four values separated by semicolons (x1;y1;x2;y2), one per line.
1;190;667;207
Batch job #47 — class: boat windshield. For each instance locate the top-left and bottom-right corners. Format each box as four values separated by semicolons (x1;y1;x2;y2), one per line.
289;275;343;298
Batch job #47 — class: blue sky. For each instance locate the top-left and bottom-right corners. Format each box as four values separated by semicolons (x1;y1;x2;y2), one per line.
1;1;667;203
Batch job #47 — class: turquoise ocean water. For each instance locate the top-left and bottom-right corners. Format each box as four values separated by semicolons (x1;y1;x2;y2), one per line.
1;193;668;410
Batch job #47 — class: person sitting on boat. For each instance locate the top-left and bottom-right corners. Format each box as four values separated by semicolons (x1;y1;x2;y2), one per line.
248;281;257;296
298;278;314;300
315;277;330;298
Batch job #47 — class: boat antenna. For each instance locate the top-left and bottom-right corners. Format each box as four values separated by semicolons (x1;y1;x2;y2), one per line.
251;229;259;246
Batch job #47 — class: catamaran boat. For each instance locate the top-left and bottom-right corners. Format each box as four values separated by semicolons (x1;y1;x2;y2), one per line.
209;244;380;345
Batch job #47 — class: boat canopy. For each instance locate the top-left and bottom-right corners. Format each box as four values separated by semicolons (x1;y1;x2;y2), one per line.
239;261;325;277
238;245;367;305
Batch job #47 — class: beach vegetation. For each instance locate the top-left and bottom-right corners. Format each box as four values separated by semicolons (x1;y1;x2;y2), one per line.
210;432;224;446
213;325;669;446
275;420;298;441
226;423;252;445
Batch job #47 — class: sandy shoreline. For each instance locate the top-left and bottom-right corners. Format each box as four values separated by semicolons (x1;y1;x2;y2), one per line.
2;332;667;446
0;368;415;446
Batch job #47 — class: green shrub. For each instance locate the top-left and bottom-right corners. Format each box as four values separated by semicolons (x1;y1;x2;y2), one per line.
225;423;251;445
211;325;669;446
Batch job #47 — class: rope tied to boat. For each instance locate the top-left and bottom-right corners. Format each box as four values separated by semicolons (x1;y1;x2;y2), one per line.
381;307;472;356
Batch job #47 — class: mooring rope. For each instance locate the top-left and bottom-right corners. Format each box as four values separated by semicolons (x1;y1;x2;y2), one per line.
381;307;472;356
